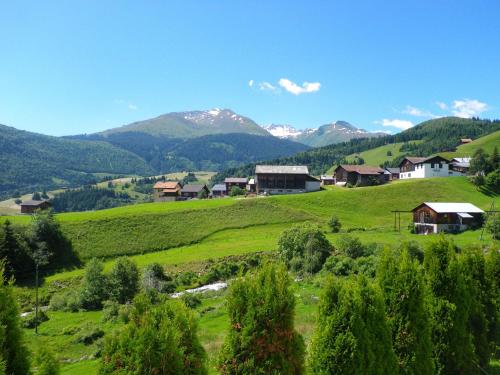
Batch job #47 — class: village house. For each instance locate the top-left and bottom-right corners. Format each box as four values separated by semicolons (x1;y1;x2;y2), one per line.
255;165;320;195
449;157;471;174
460;138;473;144
180;184;209;199
246;178;256;193
211;184;227;197
398;156;464;179
152;181;182;201
224;177;248;194
334;165;388;186
320;175;336;185
412;202;484;234
384;168;400;181
20;200;51;214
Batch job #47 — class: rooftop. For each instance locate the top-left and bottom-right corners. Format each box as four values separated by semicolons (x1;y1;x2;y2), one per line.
181;184;207;193
224;177;248;183
20;200;49;206
402;155;450;165
415;202;484;214
211;184;227;191
255;165;309;175
337;165;385;175
153;181;181;190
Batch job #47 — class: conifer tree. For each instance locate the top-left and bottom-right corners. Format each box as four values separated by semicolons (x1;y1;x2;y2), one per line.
424;237;477;374
0;262;31;375
100;295;206;374
308;276;397;374
218;263;305;374
378;248;434;374
34;347;60;375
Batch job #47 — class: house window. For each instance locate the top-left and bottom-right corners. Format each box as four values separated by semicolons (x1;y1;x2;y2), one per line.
431;163;435;168
439;164;442;168
408;173;411;177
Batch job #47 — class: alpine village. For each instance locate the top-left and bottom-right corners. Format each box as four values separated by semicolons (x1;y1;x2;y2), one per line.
1;3;500;375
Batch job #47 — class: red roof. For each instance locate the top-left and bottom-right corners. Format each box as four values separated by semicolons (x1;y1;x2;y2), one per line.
153;181;181;190
337;165;385;175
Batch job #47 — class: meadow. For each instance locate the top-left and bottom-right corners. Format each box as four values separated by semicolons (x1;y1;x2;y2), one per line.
7;176;498;374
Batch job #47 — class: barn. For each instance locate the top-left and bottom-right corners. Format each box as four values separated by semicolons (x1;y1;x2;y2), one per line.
255;165;320;195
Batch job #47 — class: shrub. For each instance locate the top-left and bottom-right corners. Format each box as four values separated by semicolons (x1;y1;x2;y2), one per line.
108;257;139;304
34;347;59;375
278;223;332;275
0;262;31;375
73;324;105;346
218;264;305;374
49;289;81;312
21;310;49;329
14;199;22;205
336;234;366;258
101;300;120;323
181;293;202;309
328;215;341;233
100;296;207;374
485;213;499;240
229;186;246;197
141;263;175;294
308;276;397;374
322;255;356;276
80;258;109;310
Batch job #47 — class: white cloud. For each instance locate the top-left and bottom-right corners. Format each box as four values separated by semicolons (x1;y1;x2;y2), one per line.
278;78;321;95
403;105;435;118
375;119;414;130
128;104;138;111
248;80;254;87
259;81;278;92
451;99;488;118
436;101;448;110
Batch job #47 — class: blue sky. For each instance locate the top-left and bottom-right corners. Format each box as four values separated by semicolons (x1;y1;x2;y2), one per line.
1;1;499;136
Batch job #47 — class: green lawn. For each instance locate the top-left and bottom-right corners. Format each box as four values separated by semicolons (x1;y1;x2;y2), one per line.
343;142;407;167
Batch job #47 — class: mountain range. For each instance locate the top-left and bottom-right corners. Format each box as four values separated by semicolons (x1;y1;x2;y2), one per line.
264;121;386;147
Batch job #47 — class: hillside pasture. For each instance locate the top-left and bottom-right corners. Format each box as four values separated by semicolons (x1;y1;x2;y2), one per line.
441;129;500;158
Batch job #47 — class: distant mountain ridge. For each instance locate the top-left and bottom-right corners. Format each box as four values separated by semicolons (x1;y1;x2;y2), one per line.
264;121;385;147
100;108;270;138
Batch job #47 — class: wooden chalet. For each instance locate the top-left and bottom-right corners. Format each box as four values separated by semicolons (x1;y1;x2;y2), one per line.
211;184;227;197
412;202;484;234
449;157;471;174
334;165;387;186
153;181;182;201
255;165;320;195
399;155;463;179
224;177;248;193
20;200;50;214
320;175;336;185
181;184;209;199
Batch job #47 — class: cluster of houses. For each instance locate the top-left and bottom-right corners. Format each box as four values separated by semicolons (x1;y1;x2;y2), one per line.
324;155;472;187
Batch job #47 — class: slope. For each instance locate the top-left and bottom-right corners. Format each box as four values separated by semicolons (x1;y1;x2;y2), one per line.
441;130;500;158
0;124;154;199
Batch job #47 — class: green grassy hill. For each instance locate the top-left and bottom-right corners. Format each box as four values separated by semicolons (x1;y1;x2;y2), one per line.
441;129;500;159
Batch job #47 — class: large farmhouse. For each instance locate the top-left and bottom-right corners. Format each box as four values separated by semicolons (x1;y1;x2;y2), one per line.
334;165;387;186
153;181;182;201
181;184;209;199
399;156;464;179
255;165;320;195
412;202;484;234
20;200;50;214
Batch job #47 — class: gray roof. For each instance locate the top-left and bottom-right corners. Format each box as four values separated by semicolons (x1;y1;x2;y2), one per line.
224;177;248;183
385;168;400;174
181;184;207;193
255;165;309;175
20;200;48;206
415;202;484;214
211;184;227;191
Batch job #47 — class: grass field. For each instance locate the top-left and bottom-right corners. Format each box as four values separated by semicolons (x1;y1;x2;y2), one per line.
10;176;498;374
441;130;500;159
343;142;408;167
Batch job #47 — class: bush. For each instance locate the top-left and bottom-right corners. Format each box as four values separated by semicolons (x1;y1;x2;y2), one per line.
229;186;246;197
278;223;332;275
336;234;366;258
485;169;500;193
21;310;49;329
141;263;175;294
181;293;202;309
328;215;341;233
101;300;120;323
73;324;105;346
80;258;109;310
485;213;499;240
100;296;207;374
14;199;22;205
34;347;59;375
108;257;139;304
218;264;305;374
322;255;356;276
49;289;81;312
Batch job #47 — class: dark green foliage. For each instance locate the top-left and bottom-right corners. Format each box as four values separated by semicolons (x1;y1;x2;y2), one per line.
400;241;425;263
470;148;491;175
378;248;434;374
34;347;59;375
108;257;139;304
308;276;398;374
336;234;366;259
141;262;175;294
328;215;342;233
80;258;109;310
101;300;120;323
32;192;42;200
0;263;31;375
229;186;245;197
278;223;332;274
485;169;500;194
22;310;49;329
213;117;500;181
50;187;132;212
0;220;31;280
218;264;305;374
322;255;356;276
49;289;81;312
0;124;153;199
485;248;500;356
424;237;477;374
181;293;202;309
100;295;207;374
182;172;198;185
73;325;105;345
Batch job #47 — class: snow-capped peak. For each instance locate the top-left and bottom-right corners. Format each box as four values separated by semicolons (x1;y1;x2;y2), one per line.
263;124;304;138
208;108;221;116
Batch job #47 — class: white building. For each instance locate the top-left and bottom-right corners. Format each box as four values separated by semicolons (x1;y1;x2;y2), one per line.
399;156;464;179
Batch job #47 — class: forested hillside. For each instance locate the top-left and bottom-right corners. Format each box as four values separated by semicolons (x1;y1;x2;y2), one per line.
212;117;500;181
0;125;153;199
